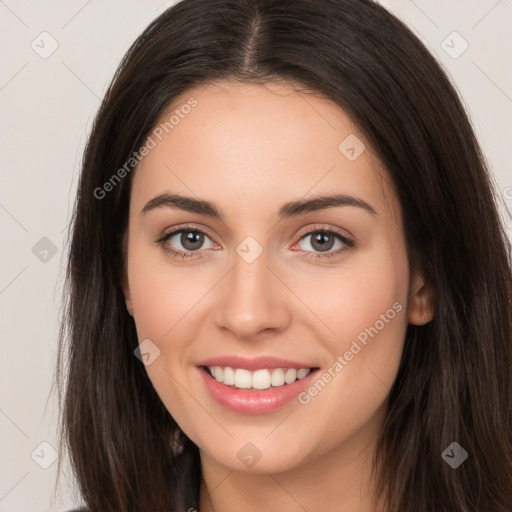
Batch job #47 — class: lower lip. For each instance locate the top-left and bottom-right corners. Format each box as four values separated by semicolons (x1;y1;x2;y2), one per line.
197;367;318;415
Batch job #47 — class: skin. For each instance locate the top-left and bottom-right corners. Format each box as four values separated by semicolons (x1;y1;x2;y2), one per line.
122;80;434;512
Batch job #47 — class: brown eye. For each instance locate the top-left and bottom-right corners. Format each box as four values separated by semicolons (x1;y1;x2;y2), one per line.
156;225;217;260
179;231;205;251
293;225;356;261
307;232;337;252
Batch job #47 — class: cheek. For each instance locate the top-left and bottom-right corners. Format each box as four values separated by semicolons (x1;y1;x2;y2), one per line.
297;301;406;456
126;246;204;426
128;275;174;343
293;237;409;354
126;240;205;341
296;247;409;437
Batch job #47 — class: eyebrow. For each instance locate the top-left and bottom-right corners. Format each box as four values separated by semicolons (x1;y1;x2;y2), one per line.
141;192;377;219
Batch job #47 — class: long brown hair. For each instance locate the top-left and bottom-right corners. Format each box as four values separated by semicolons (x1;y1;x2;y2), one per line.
56;0;512;510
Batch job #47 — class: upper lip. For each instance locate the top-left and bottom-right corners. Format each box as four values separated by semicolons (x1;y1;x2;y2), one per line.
196;355;316;371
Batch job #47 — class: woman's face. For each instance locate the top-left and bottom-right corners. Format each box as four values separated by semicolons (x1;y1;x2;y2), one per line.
123;80;432;474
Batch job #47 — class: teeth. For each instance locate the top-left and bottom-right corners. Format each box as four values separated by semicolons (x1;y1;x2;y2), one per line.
234;368;252;389
252;369;271;390
223;366;235;385
297;368;310;379
271;368;285;387
284;368;297;384
207;366;311;390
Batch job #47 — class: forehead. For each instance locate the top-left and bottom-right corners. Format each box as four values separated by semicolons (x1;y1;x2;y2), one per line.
131;80;397;223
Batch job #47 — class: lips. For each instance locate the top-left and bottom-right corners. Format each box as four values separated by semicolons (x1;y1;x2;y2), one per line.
196;355;319;414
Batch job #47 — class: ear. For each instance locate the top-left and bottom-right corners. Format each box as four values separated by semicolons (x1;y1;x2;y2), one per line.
408;270;435;325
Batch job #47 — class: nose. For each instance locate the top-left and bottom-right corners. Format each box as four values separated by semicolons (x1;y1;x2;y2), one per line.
214;247;291;341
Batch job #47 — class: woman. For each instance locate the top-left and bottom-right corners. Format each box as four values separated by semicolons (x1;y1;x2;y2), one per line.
57;0;512;510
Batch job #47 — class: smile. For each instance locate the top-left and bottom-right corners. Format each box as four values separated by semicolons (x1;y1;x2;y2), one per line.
196;356;320;414
205;366;312;390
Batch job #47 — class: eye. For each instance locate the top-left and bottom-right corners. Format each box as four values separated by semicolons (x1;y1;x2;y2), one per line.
294;225;355;260
156;224;217;260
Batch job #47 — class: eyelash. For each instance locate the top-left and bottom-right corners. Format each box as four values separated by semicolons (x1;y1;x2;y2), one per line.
156;223;356;261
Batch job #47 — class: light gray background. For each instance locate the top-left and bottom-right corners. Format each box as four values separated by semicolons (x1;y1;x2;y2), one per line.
1;1;511;510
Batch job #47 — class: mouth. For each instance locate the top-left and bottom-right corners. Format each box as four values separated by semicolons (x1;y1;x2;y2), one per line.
197;363;320;414
200;365;319;391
